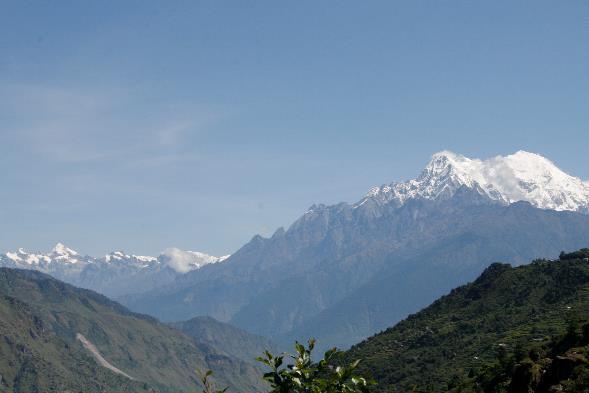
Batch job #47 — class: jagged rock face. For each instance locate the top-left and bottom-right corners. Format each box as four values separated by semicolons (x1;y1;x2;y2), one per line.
122;152;589;352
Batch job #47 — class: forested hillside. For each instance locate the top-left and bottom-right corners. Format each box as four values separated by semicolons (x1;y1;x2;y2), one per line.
342;249;589;392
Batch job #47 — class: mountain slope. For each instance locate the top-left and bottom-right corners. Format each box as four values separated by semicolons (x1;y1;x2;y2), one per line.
170;316;281;366
341;249;589;392
0;268;265;393
292;201;589;349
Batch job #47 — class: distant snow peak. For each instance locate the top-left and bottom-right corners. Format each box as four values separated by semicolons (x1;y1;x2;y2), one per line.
160;247;229;273
134;255;158;264
360;151;589;213
5;248;55;265
52;242;78;256
2;244;227;275
103;250;158;266
5;251;21;262
105;250;129;261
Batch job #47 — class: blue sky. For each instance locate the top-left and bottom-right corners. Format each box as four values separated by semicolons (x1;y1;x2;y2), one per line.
1;1;588;256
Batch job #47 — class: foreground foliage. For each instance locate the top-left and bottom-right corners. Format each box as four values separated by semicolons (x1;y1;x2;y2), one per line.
257;339;374;392
200;370;228;393
199;340;373;393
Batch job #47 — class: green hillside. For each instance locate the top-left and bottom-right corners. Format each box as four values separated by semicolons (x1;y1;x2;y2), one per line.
0;268;266;393
342;249;589;392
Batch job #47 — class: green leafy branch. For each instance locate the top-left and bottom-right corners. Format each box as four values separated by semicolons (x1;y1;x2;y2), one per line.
256;338;375;393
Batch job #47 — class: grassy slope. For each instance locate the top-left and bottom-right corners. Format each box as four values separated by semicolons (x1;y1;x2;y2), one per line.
342;250;589;392
0;268;266;393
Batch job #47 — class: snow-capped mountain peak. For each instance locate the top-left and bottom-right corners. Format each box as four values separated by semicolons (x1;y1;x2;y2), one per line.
360;151;589;213
51;242;78;256
104;251;158;267
105;250;131;262
5;247;52;265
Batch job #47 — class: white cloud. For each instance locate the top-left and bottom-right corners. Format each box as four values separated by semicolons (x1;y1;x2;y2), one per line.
160;247;224;273
161;247;196;273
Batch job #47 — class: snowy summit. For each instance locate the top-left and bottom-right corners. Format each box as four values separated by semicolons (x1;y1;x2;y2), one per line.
360;151;589;213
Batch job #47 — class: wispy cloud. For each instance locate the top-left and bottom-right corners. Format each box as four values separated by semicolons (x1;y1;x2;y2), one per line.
0;83;224;165
155;121;195;147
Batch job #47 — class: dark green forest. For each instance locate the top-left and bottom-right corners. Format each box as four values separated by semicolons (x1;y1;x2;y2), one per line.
342;249;589;392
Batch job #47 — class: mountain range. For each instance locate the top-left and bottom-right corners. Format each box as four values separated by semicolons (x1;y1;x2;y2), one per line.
2;150;589;391
0;243;229;298
3;151;589;352
119;151;589;351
